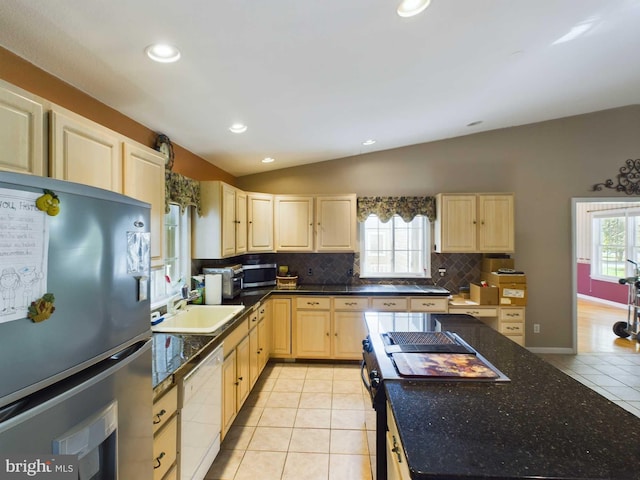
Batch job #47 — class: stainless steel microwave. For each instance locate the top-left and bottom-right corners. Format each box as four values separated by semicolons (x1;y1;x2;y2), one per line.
242;263;277;288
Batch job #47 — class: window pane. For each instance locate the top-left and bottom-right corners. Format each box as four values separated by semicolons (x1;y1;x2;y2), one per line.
360;214;429;278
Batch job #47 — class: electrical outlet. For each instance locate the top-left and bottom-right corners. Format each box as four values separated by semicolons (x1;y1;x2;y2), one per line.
347;268;353;276
438;268;446;277
533;324;540;334
307;268;313;276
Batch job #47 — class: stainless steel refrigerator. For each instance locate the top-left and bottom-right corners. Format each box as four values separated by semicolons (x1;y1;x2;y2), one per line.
0;172;153;479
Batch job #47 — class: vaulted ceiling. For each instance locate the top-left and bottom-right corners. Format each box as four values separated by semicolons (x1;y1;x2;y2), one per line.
1;0;639;176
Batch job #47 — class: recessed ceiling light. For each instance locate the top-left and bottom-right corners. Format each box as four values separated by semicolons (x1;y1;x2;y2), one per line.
145;44;181;63
397;0;431;18
467;121;483;127
262;157;275;164
362;139;376;146
229;123;248;134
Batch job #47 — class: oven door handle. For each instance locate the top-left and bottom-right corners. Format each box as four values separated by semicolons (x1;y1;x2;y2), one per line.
360;360;371;390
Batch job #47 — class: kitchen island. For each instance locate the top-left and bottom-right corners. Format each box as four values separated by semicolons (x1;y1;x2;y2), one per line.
366;313;640;480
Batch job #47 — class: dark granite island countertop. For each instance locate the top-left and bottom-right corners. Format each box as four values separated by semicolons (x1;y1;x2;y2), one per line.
377;313;640;479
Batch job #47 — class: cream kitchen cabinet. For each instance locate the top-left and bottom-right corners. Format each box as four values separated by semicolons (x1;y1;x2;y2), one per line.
332;297;368;359
152;386;179;480
386;403;411;480
274;194;357;252
371;297;409;312
409;297;449;313
221;336;250;438
434;193;514;253
50;106;122;192
248;303;270;388
270;297;293;358
221;316;250;438
123;141;165;267
274;195;314;251
449;300;525;346
295;296;366;360
247;192;274;252
294;297;332;358
0;83;45;176
193;181;247;258
315;194;357;252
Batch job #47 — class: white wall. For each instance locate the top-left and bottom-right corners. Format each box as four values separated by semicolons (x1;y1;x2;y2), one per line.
238;105;640;350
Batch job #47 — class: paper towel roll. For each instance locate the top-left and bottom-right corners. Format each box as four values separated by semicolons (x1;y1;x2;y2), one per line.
205;274;222;305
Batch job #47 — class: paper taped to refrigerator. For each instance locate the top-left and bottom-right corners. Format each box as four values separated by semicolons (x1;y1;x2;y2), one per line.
0;188;49;323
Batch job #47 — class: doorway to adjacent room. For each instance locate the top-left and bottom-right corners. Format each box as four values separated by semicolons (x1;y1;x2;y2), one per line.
573;199;640;353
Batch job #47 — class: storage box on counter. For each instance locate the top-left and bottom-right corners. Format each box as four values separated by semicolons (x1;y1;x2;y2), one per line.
480;271;526;285
480;271;527;306
497;284;527;306
481;258;515;273
470;283;499;305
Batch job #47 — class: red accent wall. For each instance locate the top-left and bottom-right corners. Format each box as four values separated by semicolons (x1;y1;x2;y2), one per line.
577;262;628;304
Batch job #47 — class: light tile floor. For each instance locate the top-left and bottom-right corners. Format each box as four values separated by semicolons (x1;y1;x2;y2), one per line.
206;354;640;480
205;362;376;480
537;353;640;417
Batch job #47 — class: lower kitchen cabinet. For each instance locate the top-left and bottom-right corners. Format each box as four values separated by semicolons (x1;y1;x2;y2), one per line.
449;303;525;346
152;386;179;480
221;352;237;438
371;297;409;312
270;297;292;358
248;304;270;389
332;310;367;359
386;403;411;480
294;296;366;360
332;297;369;360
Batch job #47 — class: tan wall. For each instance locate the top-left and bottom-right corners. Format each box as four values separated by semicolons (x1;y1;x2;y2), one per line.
0;46;235;184
238;105;640;349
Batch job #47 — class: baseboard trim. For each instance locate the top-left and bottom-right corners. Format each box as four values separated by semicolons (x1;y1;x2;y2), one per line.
527;347;576;354
578;293;626;309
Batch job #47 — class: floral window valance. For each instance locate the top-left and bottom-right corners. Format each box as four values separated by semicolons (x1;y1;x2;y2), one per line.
165;171;201;215
357;196;436;223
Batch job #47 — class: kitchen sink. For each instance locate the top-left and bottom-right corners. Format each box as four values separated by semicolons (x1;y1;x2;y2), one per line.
151;304;245;334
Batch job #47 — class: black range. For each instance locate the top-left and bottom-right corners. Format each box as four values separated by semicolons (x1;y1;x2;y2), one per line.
363;312;640;480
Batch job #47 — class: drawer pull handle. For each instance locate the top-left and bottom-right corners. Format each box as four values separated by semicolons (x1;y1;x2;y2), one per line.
326;332;330;336
506;313;518;318
154;452;165;469
153;409;167;424
252;317;257;322
423;302;435;306
345;302;357;306
383;302;396;307
307;301;320;306
391;436;402;463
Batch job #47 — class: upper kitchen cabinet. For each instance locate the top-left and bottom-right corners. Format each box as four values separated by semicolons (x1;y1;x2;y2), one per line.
274;195;314;251
434;193;514;253
193;181;247;259
49;106;122;192
274;194;357;252
0;83;45;176
315;194;357;252
247;192;274;252
122;141;165;267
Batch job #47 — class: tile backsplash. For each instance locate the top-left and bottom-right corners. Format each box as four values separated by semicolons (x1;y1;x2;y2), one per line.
193;252;483;294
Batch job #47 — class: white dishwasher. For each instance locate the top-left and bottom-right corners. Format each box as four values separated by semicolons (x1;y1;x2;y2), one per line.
180;343;223;480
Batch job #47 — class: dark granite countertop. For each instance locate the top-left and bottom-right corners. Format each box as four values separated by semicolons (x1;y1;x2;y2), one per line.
151;284;449;391
244;283;451;296
380;314;640;479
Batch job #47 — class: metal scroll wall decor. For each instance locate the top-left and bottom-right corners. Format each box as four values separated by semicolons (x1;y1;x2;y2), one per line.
593;159;640;195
